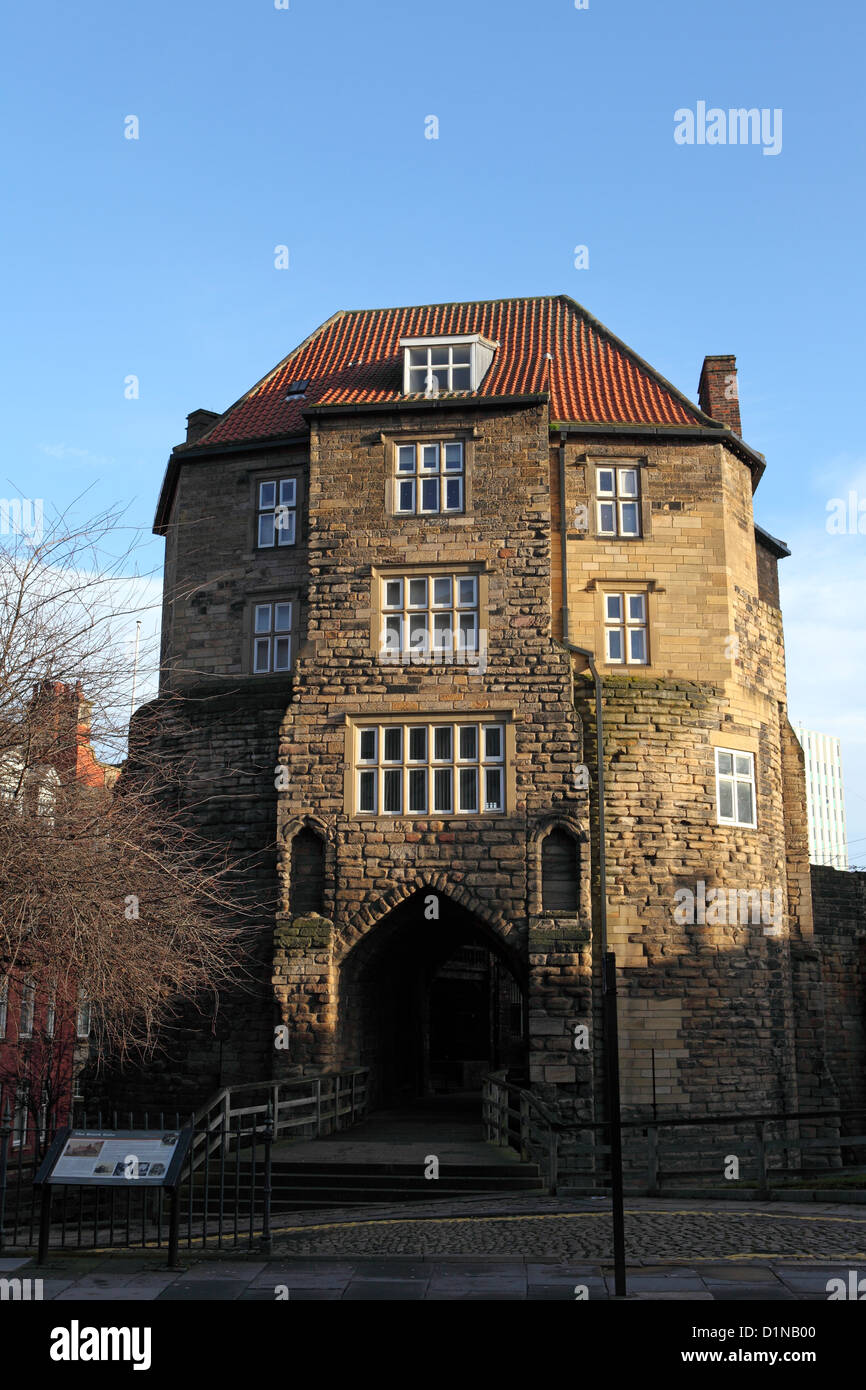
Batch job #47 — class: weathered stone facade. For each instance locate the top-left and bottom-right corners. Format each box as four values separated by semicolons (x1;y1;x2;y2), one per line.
110;295;863;1133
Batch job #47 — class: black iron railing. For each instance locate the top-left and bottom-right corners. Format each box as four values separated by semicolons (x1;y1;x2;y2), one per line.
0;1067;369;1263
482;1074;866;1197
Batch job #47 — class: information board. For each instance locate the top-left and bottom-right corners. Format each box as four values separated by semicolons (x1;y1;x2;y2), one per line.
36;1127;193;1188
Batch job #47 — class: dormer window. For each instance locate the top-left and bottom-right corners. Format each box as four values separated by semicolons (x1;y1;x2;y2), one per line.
400;335;497;396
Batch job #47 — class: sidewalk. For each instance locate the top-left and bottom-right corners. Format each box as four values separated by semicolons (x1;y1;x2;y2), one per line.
0;1251;855;1300
4;1193;865;1300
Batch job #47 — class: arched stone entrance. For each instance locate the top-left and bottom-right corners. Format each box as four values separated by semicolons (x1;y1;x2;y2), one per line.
337;889;527;1108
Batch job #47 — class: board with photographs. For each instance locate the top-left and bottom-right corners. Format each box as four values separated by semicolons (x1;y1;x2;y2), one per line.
35;1128;193;1187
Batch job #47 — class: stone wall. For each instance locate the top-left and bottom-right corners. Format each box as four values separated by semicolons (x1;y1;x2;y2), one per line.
87;683;287;1113
576;676;801;1119
103;382;835;1135
804;866;866;1122
276;403;592;1108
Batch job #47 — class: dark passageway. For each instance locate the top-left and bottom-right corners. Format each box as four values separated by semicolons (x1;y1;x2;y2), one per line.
338;890;527;1108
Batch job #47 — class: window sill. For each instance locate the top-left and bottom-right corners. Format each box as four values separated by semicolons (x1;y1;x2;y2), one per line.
352;814;509;825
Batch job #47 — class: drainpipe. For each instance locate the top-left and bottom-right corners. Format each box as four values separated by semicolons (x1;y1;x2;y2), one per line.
559;634;627;1299
558;430;569;644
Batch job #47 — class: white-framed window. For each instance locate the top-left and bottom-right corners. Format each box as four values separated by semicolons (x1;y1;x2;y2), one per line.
19;978;35;1039
405;343;471;394
0;976;7;1039
596;466;641;537
257;478;297;548
252;601;293;673
45;983;56;1039
355;721;505;816
394;441;464;515
400;334;496;395
715;748;757;828
604;592;648;664
76;991;91;1040
380;573;478;660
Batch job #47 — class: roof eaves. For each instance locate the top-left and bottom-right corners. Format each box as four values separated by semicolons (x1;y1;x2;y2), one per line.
302;392;549;419
754;523;791;559
551;418;767;484
153;431;311;534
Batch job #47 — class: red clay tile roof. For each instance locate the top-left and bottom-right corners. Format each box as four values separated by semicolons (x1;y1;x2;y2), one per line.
190;295;711;449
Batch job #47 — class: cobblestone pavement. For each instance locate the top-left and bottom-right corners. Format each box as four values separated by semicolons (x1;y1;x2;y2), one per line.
5;1197;865;1300
268;1195;866;1262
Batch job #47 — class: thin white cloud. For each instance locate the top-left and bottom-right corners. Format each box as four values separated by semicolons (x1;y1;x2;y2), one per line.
39;443;115;467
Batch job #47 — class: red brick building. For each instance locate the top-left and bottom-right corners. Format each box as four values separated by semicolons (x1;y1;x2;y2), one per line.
0;683;116;1152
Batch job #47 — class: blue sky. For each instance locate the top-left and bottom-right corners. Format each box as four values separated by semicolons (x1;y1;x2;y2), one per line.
3;0;865;856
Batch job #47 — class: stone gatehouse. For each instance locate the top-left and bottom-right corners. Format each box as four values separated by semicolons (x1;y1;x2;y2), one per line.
117;294;859;1126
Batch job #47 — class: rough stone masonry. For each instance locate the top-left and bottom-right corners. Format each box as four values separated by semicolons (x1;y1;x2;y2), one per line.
98;296;864;1152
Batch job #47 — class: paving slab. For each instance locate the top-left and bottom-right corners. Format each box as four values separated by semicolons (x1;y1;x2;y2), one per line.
527;1287;580;1300
607;1276;707;1292
708;1287;797;1301
33;1279;77;1298
347;1268;430;1282
261;1276;355;1292
633;1284;717;1295
428;1276;527;1293
54;1288;164;1301
156;1280;250;1300
700;1265;783;1282
274;1288;343;1300
342;1281;428;1300
180;1262;265;1281
427;1291;526;1301
428;1258;526;1275
250;1261;356;1283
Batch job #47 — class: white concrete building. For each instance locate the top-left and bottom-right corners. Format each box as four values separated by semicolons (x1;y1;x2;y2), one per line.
795;726;849;868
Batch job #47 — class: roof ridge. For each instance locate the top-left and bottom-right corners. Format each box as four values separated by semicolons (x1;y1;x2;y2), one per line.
337;293;559;316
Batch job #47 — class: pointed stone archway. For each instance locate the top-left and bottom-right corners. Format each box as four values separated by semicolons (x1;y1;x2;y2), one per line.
336;886;527;1109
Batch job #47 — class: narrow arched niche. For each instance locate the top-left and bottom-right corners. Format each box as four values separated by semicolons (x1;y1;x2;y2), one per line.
290;827;325;917
541;827;580;914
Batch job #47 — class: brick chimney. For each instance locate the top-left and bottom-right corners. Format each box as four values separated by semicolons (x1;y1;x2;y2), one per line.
186;408;221;444
698;355;742;436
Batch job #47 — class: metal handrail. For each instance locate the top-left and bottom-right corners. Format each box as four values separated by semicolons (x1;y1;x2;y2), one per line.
482;1073;866;1197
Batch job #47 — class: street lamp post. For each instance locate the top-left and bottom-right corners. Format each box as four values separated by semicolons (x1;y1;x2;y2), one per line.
563;640;627;1299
